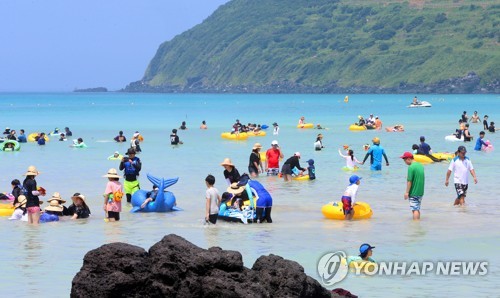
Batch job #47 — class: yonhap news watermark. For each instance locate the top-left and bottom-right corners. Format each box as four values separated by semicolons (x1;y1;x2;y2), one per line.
317;251;488;286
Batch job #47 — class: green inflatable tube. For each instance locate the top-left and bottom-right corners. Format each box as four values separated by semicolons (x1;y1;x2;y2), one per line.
1;140;20;151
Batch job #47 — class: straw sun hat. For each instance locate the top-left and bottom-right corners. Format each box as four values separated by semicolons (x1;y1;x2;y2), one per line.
220;158;234;167
23;165;40;176
103;168;121;178
252;143;262;150
44;199;63;213
226;182;245;195
14;195;27;208
48;192;66;204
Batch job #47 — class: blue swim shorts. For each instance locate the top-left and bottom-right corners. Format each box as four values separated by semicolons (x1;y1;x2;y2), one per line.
409;196;423;211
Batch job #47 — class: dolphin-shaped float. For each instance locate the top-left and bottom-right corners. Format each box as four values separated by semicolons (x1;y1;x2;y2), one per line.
130;174;182;213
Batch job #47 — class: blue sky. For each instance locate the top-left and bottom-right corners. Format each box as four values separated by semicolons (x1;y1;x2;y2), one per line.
0;0;229;92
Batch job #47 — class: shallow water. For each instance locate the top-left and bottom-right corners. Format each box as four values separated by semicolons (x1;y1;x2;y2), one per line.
0;93;498;297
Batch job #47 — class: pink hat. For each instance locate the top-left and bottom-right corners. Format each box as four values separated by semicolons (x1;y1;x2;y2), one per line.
294;152;301;157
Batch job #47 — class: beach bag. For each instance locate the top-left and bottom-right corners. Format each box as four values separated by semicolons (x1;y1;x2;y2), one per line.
112;189;123;202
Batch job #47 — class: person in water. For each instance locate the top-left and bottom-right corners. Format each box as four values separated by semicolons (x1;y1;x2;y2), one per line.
341;175;362;220
140;185;159;209
445;146;478;206
461;111;468;123
483;115;489;130
470;111;480;123
474;131;489;151
248;143;263;177
37;133;46;145
356;116;366;126
361;137;389;171
71;138;87;148
417;136;443;162
179;121;187;130
114;131;127;142
488;121;498;133
281;152;307;182
103;168;123;222
339;148;362;170
347;243;376;266
119;148;142;203
23;166;45;225
17;129;27;143
265;140;283;176
314;134;324;151
401;152;425;220
204;175;220;224
272;122;279;135
65;127;72;137
306;159;316;180
200;120;207;129
463;124;473;142
170;129;183;145
298;116;305;125
59;133;67;141
374;116;383;130
70;193;91;219
221;158;241;185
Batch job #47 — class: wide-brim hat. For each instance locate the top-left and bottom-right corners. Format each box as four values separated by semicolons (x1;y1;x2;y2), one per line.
23;165;40;176
103;168;120;178
45;200;63;212
49;192;66;204
14;195;27;208
73;194;86;202
252;143;262;150
227;182;245;195
220;158;234;167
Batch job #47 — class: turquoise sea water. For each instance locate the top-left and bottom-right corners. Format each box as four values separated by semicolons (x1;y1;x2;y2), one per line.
0;93;498;297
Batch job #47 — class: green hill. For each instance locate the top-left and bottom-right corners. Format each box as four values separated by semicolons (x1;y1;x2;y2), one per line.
125;0;499;93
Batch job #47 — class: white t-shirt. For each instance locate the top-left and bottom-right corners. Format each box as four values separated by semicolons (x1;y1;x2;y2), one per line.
343;184;359;203
205;187;220;215
448;157;474;184
273;126;279;135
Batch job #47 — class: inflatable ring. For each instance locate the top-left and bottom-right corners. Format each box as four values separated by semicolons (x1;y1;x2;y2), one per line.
108;154;123;160
445;135;464;142
248;131;266;137
1;140;20;151
349;124;367;131
322;201;373;220
342;166;359;172
0;203;14;216
297;123;314;129
221;132;248;140
292;174;310;181
27;133;49;142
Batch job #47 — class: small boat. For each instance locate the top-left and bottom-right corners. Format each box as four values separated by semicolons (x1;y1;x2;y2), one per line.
407;101;431;108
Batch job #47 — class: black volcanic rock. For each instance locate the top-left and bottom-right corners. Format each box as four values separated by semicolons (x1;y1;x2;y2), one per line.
71;234;340;298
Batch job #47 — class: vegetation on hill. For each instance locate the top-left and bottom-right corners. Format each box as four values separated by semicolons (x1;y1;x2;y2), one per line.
125;0;499;93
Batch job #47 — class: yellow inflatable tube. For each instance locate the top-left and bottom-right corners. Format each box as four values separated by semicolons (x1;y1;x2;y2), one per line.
28;133;50;142
349;124;366;131
322;201;373;220
247;131;266;137
221;132;248;140
292;174;310;181
297;123;314;129
0;203;14;217
413;152;455;164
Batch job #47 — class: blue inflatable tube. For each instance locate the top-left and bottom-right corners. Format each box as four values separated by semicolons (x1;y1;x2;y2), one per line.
40;213;59;223
130;174;181;213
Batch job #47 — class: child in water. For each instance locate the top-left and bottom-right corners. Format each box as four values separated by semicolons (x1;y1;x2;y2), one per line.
141;185;159;209
339;148;362;170
340;175;362;220
306;159;316;180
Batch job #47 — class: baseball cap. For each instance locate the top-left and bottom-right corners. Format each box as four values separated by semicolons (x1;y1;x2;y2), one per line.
349;175;362;184
457;145;467;153
420;136;425;141
400;152;414;159
271;140;278;145
359;243;375;254
306;159;314;165
294;152;301;157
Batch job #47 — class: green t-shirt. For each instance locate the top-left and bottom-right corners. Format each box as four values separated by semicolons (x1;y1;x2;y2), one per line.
408;161;425;196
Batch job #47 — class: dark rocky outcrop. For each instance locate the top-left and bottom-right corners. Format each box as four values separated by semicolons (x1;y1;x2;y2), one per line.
71;234;349;298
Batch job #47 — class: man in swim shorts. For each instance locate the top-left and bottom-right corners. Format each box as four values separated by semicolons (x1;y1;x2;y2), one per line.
445;146;477;206
401;152;425;220
265;140;283;176
119;148;142;203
